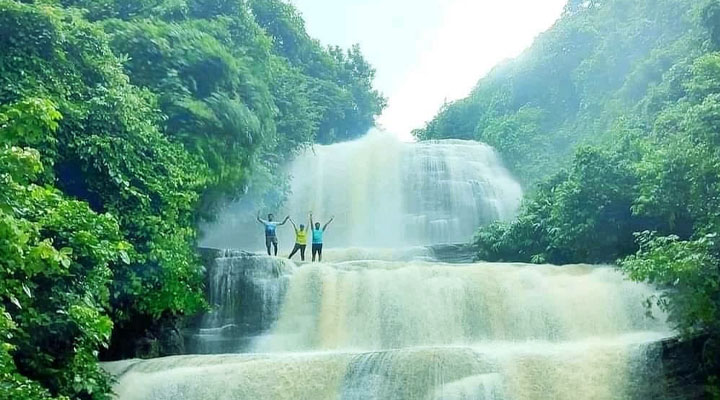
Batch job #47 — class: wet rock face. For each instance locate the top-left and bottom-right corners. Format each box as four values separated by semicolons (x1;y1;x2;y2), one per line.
659;335;718;399
427;243;476;263
156;319;185;356
110;315;187;360
185;249;293;354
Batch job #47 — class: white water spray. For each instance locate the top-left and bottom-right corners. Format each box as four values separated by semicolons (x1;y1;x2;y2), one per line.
201;132;522;249
107;258;672;399
108;136;674;399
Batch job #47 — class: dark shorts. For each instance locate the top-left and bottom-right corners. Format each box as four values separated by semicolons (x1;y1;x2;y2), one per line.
265;236;278;247
312;243;322;253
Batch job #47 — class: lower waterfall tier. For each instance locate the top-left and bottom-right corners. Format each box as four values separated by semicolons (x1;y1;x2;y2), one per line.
107;252;675;399
106;333;670;400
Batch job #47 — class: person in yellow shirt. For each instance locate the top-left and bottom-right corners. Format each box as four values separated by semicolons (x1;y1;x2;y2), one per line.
288;217;308;261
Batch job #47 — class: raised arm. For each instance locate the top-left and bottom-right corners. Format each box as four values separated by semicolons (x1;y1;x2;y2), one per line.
278;215;290;225
289;217;298;231
310;212;314;228
256;212;266;225
323;216;335;231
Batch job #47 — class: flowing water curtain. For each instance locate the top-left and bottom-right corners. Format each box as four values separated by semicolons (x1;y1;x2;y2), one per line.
111;253;677;400
284;132;523;248
201;132;522;250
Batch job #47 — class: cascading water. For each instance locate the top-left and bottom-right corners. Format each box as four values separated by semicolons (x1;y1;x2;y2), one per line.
284;132;522;246
200;132;523;249
106;134;675;399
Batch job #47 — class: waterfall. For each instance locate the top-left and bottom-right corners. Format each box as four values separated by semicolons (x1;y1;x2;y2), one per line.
285;132;522;247
253;262;667;352
107;256;672;399
188;252;295;354
106;136;675;399
200;132;523;249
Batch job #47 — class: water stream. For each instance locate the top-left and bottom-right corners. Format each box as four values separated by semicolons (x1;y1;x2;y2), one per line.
106;135;673;399
200;132;522;249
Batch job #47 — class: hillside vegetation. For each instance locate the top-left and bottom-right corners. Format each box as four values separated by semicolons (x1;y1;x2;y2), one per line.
417;0;720;393
416;0;703;185
0;0;384;398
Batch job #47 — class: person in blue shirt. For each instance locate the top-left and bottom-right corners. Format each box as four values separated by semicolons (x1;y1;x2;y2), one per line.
256;212;289;256
309;212;334;262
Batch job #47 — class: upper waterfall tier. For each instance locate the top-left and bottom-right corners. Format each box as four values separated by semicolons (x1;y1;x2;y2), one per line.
286;133;522;247
200;132;522;250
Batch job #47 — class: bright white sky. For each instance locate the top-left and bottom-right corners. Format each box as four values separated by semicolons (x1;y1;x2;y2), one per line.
290;0;567;140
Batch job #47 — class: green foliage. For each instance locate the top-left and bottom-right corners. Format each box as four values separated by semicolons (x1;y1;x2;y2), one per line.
621;233;720;394
472;49;720;264
94;0;386;204
703;0;720;49
416;0;707;185
1;306;63;400
0;100;126;399
0;98;61;147
475;147;653;264
479;106;553;182
250;0;387;143
0;0;384;397
0;0;211;338
459;1;720;392
621;232;720;337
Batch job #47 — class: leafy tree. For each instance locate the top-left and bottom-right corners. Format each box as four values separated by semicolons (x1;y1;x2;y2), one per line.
1;99;127;399
461;2;720;393
622;232;720;338
0;0;385;396
416;0;705;186
249;0;387;143
621;232;720;391
704;0;720;49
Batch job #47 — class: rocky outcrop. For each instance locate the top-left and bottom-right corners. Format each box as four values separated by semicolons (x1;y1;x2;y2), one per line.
659;335;719;399
104;314;186;360
427;243;476;263
185;249;293;354
103;248;248;360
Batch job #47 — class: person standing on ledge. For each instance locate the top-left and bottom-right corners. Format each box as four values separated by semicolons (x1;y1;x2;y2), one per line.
310;212;334;262
288;217;308;261
257;212;289;256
